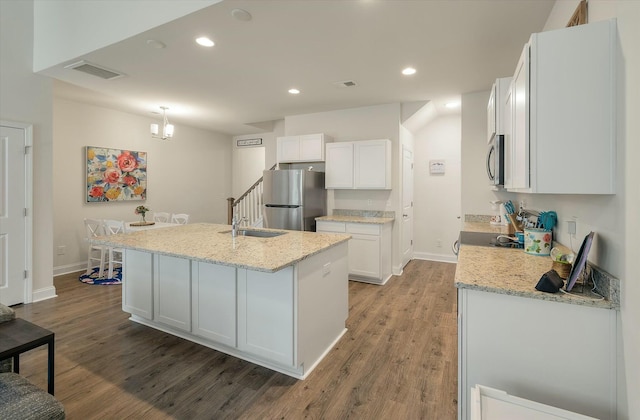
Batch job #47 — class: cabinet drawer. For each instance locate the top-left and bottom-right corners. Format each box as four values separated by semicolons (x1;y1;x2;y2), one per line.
316;221;346;233
346;223;380;235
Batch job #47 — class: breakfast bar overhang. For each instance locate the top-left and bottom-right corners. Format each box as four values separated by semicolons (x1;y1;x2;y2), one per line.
92;223;351;379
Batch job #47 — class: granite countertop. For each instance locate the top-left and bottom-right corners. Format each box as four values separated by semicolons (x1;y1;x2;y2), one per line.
91;223;350;273
316;215;394;224
463;221;510;234
455;235;619;310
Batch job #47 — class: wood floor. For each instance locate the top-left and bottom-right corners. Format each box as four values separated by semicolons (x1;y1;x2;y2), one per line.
11;259;458;419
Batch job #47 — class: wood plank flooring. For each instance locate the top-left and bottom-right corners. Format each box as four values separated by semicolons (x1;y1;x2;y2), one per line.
10;259;458;419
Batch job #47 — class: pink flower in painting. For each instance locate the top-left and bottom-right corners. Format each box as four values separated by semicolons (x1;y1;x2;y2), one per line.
117;151;137;172
89;186;104;198
543;233;552;242
122;175;137;186
103;167;121;184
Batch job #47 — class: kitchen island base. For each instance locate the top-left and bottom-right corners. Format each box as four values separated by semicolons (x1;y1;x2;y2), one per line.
122;242;349;379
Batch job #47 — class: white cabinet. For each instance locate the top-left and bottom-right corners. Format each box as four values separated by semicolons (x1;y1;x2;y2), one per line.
487;77;512;142
508;19;616;194
123;249;153;319
458;289;617;420
277;133;332;163
325;139;391;190
192;262;236;347
237;267;295;366
316;220;392;284
154;255;191;332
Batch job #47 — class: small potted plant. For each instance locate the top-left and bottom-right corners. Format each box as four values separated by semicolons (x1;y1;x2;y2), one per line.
135;205;150;223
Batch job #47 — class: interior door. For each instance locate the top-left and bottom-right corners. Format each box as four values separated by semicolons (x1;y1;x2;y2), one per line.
401;146;414;268
0;124;29;305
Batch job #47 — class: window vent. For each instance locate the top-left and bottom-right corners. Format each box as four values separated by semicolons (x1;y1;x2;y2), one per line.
332;80;358;88
64;60;125;80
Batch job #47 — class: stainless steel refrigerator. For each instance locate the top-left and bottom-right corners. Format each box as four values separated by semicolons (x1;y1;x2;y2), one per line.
262;169;326;231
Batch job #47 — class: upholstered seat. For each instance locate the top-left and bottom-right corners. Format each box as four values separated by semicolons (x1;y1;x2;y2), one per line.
0;372;65;419
0;304;65;419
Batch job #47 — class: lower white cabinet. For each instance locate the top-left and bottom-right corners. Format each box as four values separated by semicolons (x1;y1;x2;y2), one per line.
154;255;191;332
120;243;349;379
123;249;153;319
192;262;236;347
237;267;295;366
458;289;617;420
317;220;392;284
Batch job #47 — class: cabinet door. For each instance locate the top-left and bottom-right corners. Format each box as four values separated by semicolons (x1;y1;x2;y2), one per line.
325;142;354;189
237;267;295;366
511;44;530;190
192;262;236;347
277;136;300;163
487;82;496;143
347;225;381;278
154;254;191;331
503;81;514;189
354;140;391;189
299;134;324;161
123;250;153;319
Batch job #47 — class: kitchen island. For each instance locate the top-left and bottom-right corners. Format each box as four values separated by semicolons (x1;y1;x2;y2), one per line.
92;223;351;379
455;224;619;419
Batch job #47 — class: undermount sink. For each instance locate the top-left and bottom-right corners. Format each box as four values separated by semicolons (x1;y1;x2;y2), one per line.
219;229;287;238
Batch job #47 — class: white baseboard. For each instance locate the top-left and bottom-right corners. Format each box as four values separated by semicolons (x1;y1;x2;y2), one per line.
54;262;86;277
413;252;458;264
32;286;57;302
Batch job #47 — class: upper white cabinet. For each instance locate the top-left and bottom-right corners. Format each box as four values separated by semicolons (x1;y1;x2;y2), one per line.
325;139;391;190
508;19;616;194
487;77;512;142
277;133;332;163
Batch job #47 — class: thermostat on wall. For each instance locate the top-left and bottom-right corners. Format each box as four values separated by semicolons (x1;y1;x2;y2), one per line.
429;160;445;174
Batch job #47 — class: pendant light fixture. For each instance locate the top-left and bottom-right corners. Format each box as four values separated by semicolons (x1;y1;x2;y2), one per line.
150;106;174;140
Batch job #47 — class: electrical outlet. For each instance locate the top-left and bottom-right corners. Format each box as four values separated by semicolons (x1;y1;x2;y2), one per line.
367;199;372;207
322;262;331;276
56;245;65;255
436;239;442;248
567;220;577;235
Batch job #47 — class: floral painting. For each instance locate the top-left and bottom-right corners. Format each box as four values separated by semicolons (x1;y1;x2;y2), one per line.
86;146;147;202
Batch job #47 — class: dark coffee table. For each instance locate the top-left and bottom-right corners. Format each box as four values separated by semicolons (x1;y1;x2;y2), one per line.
0;318;55;395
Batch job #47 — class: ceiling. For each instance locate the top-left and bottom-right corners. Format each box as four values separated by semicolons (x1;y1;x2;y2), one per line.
44;0;555;136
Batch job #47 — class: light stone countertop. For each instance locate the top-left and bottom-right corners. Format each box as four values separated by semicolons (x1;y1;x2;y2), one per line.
455;237;618;310
91;223;351;273
316;215;394;224
463;221;510;234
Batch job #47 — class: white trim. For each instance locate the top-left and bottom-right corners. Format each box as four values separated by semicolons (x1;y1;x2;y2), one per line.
413;252;458;264
54;262;86;277
32;286;57;302
1;120;34;304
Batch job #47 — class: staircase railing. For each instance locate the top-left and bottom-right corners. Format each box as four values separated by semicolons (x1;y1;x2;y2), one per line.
227;164;277;225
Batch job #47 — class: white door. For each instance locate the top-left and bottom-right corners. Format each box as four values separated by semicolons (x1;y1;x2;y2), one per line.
0;124;31;306
401;146;414;268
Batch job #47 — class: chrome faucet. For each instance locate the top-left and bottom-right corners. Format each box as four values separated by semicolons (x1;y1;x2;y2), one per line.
231;215;238;238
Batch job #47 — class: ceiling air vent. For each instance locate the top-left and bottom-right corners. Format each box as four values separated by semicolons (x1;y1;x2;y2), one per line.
332;80;357;88
64;60;124;80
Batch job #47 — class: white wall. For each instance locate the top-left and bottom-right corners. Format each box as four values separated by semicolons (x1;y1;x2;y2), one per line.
284;103;402;271
53;98;232;275
33;0;220;71
413;114;461;262
461;90;495;219
0;0;55;301
538;2;639;418
459;1;639;416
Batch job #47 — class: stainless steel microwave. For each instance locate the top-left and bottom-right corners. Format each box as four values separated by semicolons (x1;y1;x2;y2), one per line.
487;134;504;186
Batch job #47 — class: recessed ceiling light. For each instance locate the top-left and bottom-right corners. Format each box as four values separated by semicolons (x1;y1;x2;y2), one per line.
445;102;460;108
196;37;214;47
402;67;417;76
288;88;300;95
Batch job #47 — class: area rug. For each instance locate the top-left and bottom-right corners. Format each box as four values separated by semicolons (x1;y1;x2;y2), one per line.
79;267;122;285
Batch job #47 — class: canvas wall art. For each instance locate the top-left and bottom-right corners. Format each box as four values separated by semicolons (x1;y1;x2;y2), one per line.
86;146;147;202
